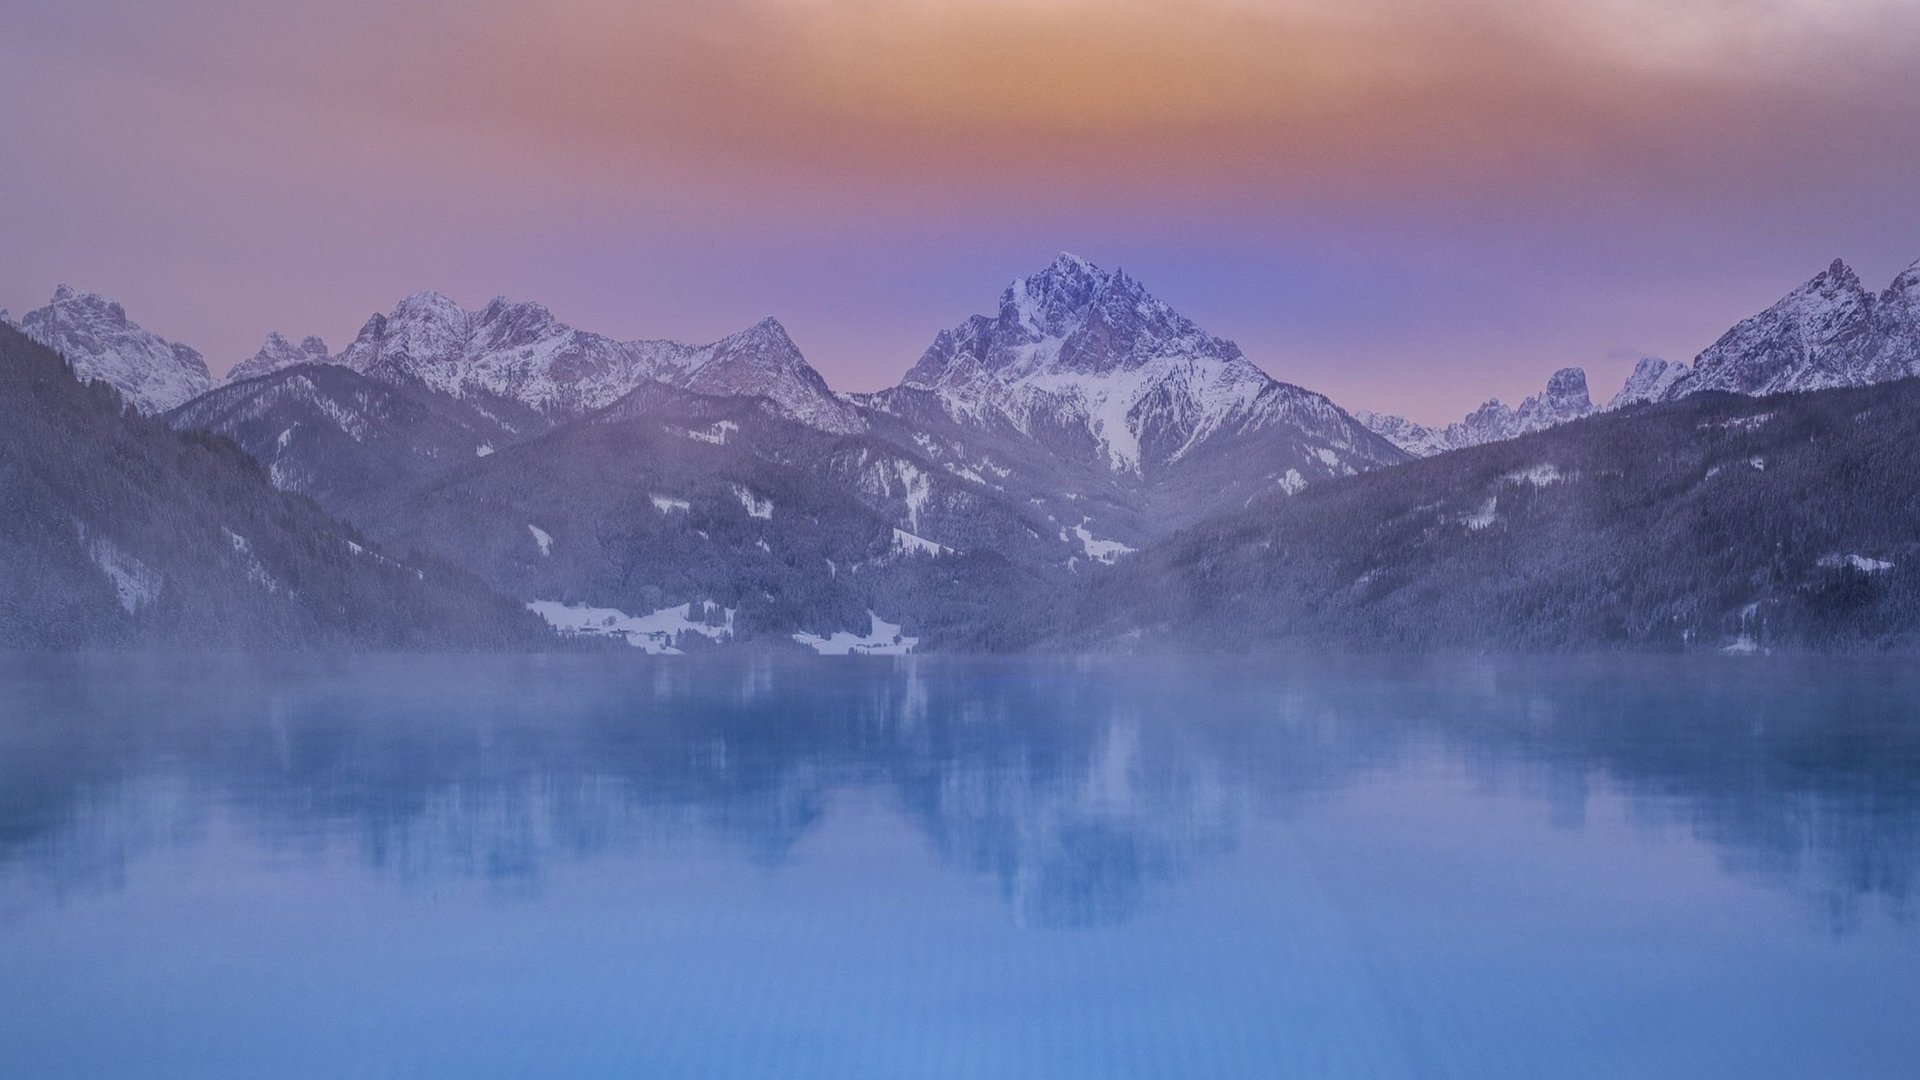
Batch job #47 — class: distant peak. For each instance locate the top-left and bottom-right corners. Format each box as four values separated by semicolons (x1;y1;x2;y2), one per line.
1545;367;1588;393
392;290;466;319
50;283;111;306
256;331;327;356
1027;252;1111;288
479;295;554;320
720;315;792;344
1813;258;1861;289
45;285;127;323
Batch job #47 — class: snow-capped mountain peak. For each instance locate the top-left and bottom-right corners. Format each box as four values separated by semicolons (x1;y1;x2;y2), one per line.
884;254;1398;479
320;293;859;431
676;317;864;434
228;332;330;383
12;286;212;413
1664;257;1878;399
1516;367;1592;428
1609;357;1689;408
911;253;1241;394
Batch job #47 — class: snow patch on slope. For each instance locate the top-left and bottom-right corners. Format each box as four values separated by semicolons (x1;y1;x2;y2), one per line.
1504;464;1564;487
222;528;281;593
892;528;951;557
87;538;162;614
732;484;773;519
1072;521;1135;564
1819;553;1893;572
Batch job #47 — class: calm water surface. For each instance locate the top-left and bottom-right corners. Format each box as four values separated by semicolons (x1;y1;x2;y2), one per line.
1;654;1916;1078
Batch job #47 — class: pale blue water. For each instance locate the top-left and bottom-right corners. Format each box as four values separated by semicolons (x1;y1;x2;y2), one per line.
0;654;1916;1079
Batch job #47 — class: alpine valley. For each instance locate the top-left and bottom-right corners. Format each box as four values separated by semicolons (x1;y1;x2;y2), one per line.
6;253;1920;654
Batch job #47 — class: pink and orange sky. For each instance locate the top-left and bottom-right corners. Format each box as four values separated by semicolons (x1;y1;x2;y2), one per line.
3;0;1918;420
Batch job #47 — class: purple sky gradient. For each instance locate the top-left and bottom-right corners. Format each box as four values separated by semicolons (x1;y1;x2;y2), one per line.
3;0;1918;422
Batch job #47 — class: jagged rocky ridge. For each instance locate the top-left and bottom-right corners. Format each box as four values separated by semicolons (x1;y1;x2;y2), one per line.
4;286;212;413
159;255;1409;649
228;332;329;384
232;292;864;434
859;254;1409;545
1361;256;1920;457
1357;368;1595;457
1660;258;1920;399
16;249;1920;652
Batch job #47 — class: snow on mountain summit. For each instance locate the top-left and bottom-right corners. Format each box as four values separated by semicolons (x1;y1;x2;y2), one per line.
12;286;213;413
228;332;330;383
892;253;1389;475
1663;258;1880;399
1608;357;1689;408
904;252;1244;389
675;317;863;433
326;293;861;432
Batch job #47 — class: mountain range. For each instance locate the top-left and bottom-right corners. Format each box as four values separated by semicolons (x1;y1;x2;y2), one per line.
7;251;1920;653
153;255;1411;649
1355;257;1920;457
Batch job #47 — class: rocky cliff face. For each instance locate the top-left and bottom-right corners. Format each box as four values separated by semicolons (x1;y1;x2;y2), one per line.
8;286;212;413
1360;367;1595;458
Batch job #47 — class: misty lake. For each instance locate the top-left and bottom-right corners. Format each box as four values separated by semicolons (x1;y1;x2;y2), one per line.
1;654;1916;1078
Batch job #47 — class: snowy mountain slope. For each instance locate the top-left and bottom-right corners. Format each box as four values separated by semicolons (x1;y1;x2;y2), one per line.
589;384;1073;572
1654;257;1920;401
1871;261;1920;380
327;293;863;432
672;317;865;434
227;332;329;383
1609;357;1690;408
1663;259;1882;398
1357;367;1595;458
859;254;1408;542
879;254;1396;475
8;286;212;413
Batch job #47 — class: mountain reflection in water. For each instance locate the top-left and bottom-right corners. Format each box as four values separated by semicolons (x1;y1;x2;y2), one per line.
1;654;1913;932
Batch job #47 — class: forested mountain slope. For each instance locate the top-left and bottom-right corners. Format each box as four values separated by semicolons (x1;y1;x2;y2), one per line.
1045;379;1920;653
0;325;549;649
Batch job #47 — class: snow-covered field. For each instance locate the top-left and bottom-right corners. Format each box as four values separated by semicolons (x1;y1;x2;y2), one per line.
792;613;919;655
527;599;734;654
